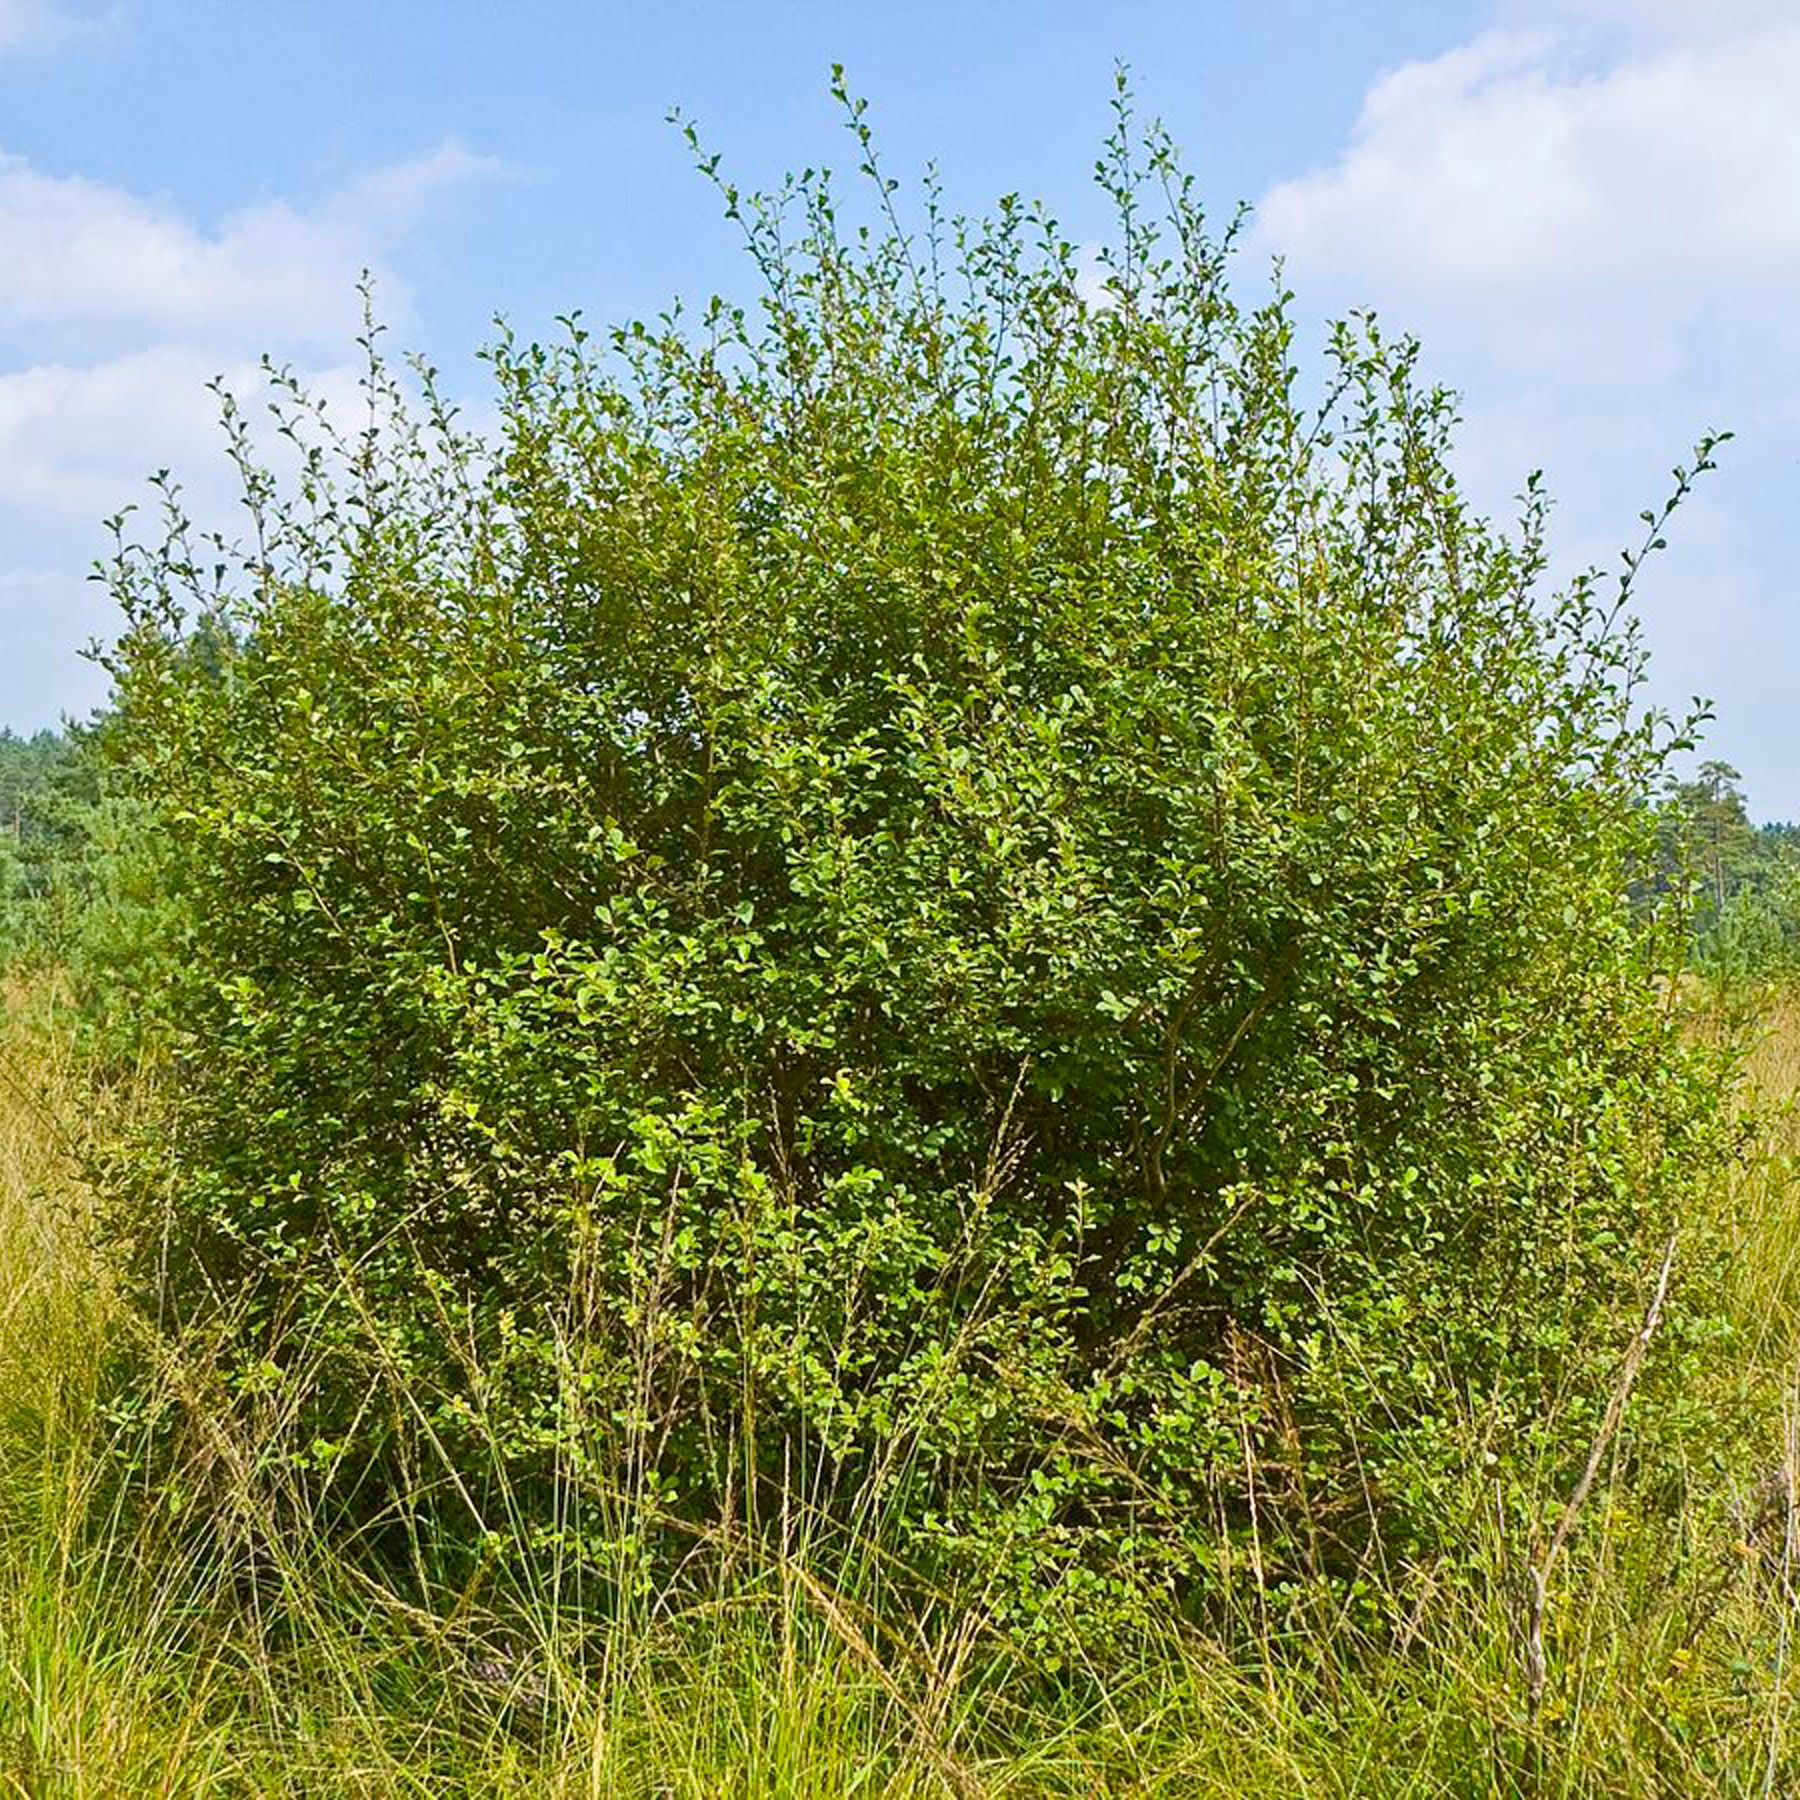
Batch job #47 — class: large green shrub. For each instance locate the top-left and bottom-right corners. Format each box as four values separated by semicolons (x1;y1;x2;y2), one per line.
98;96;1733;1649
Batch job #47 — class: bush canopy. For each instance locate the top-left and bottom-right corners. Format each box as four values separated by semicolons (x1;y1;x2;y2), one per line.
97;89;1733;1652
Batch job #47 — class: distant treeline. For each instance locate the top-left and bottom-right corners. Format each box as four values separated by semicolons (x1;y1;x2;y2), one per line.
0;727;82;845
0;724;134;977
0;728;88;947
1653;759;1800;985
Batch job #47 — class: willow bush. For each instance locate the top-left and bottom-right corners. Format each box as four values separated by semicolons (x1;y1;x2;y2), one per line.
96;88;1738;1655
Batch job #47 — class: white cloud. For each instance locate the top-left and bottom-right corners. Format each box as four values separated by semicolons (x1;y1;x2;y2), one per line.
1497;0;1800;45
1254;18;1800;375
1249;6;1800;813
0;135;499;727
0;348;366;516
0;0;78;55
0;138;498;514
0;139;500;350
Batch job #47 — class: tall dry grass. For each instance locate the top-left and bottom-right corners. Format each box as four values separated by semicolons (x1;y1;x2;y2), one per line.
5;978;1800;1795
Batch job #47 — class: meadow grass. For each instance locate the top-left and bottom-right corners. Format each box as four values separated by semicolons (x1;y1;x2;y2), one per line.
6;981;1800;1796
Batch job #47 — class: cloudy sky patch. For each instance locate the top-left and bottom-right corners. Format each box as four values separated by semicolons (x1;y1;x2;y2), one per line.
0;0;1792;809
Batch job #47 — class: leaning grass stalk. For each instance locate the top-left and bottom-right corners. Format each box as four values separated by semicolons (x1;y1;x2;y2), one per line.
1525;1229;1678;1719
1764;1374;1800;1797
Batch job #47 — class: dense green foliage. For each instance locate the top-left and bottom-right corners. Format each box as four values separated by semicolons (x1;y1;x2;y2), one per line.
93;98;1737;1654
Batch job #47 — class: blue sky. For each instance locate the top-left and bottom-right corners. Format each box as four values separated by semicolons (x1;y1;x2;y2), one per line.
3;0;1796;812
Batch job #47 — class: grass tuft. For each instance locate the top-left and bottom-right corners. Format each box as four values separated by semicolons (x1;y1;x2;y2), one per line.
6;979;1800;1794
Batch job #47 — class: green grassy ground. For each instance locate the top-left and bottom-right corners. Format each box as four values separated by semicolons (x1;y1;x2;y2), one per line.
5;982;1800;1796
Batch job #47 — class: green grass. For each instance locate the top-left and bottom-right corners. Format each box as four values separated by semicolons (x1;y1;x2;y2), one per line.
6;981;1800;1795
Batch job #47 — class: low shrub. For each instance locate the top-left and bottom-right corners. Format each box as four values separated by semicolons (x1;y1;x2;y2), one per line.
95;89;1739;1654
